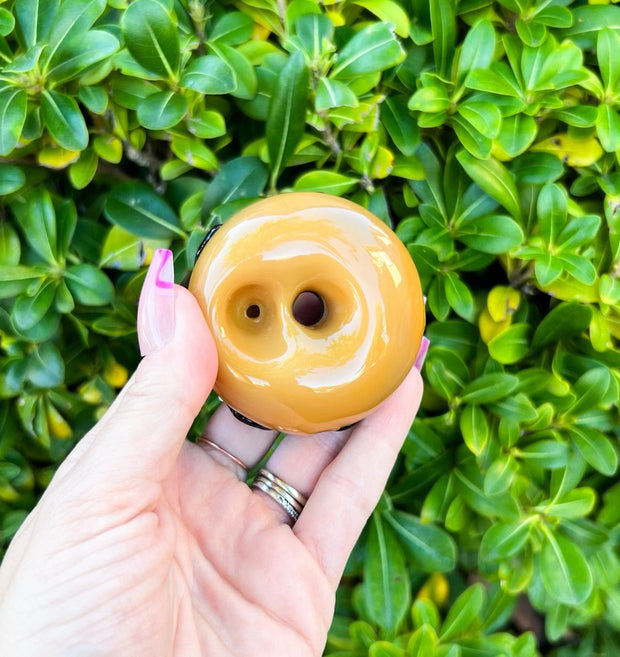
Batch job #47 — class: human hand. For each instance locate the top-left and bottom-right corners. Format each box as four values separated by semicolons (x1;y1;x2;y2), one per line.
0;250;426;657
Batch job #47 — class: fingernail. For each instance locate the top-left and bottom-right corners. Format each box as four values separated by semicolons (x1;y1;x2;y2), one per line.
137;249;175;356
414;336;430;371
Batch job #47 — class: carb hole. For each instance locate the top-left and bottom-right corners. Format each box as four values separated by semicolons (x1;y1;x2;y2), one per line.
292;291;325;327
245;304;261;319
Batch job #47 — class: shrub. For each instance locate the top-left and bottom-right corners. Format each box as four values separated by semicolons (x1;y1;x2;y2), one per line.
0;0;619;654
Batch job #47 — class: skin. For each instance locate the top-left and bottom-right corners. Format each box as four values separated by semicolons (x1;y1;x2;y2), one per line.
0;288;423;657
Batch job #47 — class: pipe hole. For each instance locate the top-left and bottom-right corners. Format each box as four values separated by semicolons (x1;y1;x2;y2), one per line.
292;291;325;327
245;304;261;319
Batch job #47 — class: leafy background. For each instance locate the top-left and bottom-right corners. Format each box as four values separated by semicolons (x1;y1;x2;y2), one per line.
0;0;619;655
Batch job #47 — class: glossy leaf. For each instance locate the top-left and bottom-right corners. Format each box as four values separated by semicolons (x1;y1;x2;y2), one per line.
0;87;27;156
121;0;180;79
203;156;268;212
104;182;185;239
362;513;409;636
266;51;309;186
41;90;89;151
181;56;236;94
137;91;188;130
440;584;485;642
541;529;593;605
385;510;457;572
332;23;404;78
293;171;358;196
65;264;114;306
457;150;521;221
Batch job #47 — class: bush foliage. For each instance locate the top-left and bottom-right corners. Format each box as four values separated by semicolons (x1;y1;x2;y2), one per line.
1;0;619;654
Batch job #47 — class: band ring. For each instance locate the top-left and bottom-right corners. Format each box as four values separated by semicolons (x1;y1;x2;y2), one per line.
196;437;248;472
251;468;307;523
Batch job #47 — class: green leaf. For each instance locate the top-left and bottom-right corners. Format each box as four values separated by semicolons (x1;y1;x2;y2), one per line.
0;87;27;156
479;519;531;563
293;14;333;59
15;0;59;47
353;0;410;38
26;342;64;388
0;223;20;265
461;373;518;404
266;51;309;187
0;164;25;195
457;150;521;221
495;114;537;159
181;55;236;94
385;510;457;572
170;138;218;171
41;90;88;151
597;104;620;153
0;8;14;36
407;625;439;656
137;91;188;130
538;183;568;246
536;488;596;520
541;529;593;605
210;12;254;45
12;283;57;331
567;426;618;477
100;225;166;270
597;29;620;93
210;44;257;100
430;0;456;78
203;156;268;212
457;100;501;139
46;31;120;84
488;323;530;364
484;455;518;497
43;0;106;67
293;171;358;196
452;114;492;159
104;182;185;239
459;405;489;456
121;0;180;79
457;20;495;86
567;368;612;417
457;215;523;254
519;438;570;469
440;584;485;642
381;97;419;157
11;188;57;264
332;23;404;78
315;78;358;111
443;272;475;322
0;265;43;299
186;110;226;139
362;513;410;636
531;301;592;349
64;264;114;306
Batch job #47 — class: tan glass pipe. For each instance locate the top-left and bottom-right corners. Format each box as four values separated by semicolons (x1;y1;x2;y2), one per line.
189;192;425;434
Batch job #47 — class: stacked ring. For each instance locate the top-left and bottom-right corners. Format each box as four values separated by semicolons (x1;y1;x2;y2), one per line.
251;468;307;523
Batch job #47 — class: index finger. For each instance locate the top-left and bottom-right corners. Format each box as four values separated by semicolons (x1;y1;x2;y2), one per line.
293;364;424;587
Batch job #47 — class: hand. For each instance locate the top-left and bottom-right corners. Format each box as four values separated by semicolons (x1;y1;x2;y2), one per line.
0;250;426;657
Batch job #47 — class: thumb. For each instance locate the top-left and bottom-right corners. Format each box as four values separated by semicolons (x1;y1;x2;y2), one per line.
78;250;218;484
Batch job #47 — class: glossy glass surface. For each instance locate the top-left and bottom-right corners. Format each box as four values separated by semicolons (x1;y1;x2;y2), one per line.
189;193;425;434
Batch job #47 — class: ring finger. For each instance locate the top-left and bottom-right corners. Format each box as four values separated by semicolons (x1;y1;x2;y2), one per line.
251;425;353;524
196;403;278;477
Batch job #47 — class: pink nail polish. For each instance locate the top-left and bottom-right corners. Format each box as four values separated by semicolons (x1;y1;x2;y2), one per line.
414;336;430;371
137;249;175;356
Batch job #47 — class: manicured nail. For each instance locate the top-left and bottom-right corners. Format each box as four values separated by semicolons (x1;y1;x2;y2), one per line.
137;249;175;356
414;336;430;371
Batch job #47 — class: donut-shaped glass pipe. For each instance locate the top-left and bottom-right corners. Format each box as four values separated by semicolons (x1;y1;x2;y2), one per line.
188;192;425;435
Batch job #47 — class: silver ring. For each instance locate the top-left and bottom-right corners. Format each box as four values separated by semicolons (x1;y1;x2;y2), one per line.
251;469;307;523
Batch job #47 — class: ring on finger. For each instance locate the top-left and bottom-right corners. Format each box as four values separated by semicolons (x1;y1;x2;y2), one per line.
252;468;307;523
196;437;248;477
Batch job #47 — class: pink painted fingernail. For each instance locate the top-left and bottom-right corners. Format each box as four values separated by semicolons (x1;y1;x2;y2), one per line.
414;337;430;371
137;249;175;356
